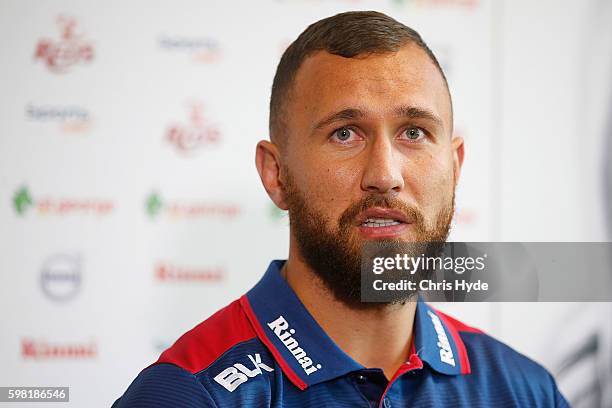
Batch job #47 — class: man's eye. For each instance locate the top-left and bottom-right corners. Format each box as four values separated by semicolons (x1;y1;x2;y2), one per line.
331;127;357;143
402;127;426;141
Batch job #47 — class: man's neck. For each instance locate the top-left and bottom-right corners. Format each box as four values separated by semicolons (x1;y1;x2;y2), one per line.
282;255;416;380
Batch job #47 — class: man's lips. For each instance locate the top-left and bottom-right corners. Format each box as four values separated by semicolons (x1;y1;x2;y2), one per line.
354;207;413;239
354;207;412;226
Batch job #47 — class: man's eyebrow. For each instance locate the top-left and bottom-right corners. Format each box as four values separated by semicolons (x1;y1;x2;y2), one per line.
394;105;444;129
312;105;444;131
313;108;366;130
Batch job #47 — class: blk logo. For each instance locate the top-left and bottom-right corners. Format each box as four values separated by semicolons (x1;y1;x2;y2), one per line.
214;354;274;392
34;15;94;73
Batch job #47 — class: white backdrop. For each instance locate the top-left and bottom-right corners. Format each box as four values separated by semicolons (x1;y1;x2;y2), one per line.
1;0;611;406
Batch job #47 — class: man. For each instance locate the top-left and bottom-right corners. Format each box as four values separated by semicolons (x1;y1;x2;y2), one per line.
113;11;569;407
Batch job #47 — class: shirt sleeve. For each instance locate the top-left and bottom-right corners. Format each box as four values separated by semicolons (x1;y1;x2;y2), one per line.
111;363;217;408
547;372;571;408
554;384;571;408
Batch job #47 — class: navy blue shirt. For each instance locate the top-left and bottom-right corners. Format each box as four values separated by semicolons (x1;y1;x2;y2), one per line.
113;260;569;407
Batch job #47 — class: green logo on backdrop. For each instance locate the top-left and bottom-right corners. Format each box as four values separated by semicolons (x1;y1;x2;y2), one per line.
13;186;33;215
146;192;163;218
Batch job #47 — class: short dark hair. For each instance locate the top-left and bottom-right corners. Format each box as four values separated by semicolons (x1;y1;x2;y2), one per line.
269;10;450;147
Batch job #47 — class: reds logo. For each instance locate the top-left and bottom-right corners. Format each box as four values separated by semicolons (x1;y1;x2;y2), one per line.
34;16;94;73
166;102;221;153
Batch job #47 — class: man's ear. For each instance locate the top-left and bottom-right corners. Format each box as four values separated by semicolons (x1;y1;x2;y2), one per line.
451;135;465;185
255;140;289;210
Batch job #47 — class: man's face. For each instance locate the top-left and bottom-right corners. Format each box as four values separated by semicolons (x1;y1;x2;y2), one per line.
276;43;463;305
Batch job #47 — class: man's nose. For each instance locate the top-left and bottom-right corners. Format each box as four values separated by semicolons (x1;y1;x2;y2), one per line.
360;135;405;194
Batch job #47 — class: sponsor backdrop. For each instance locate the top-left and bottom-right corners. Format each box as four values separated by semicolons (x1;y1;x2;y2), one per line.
1;0;611;406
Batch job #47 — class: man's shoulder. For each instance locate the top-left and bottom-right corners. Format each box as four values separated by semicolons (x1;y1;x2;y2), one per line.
156;297;259;374
436;308;567;405
111;362;217;408
112;297;276;407
439;309;547;373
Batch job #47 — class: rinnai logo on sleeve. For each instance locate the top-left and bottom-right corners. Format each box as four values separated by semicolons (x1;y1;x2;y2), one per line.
427;310;456;366
267;316;322;375
214;353;274;392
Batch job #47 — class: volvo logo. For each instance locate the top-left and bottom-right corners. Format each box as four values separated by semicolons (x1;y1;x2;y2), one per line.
40;254;82;302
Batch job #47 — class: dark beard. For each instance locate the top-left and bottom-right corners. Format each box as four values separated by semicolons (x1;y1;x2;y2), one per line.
283;168;455;309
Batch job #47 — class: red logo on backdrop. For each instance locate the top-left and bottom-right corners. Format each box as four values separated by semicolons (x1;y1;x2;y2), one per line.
155;262;225;283
34;16;94;73
21;338;97;360
166;102;221;153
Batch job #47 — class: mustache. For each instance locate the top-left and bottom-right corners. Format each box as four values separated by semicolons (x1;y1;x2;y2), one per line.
338;194;425;229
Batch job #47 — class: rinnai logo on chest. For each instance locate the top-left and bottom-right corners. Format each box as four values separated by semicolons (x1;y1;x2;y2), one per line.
427;310;456;366
267;316;322;375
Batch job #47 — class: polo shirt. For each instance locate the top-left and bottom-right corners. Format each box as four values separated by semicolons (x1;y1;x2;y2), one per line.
112;260;569;407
